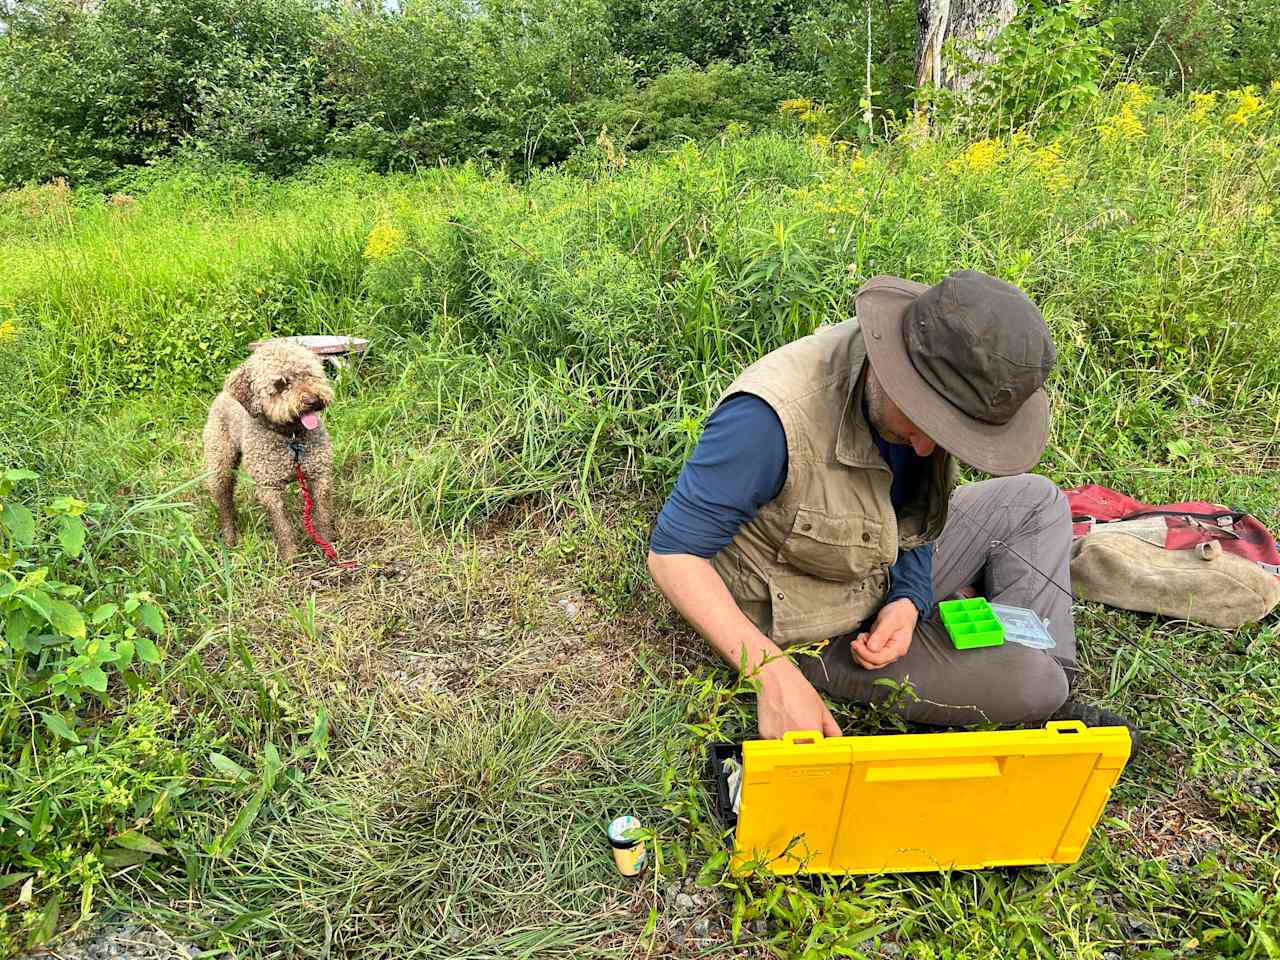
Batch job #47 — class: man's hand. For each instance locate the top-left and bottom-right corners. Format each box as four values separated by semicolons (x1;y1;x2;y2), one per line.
851;598;918;670
646;551;842;740
756;657;842;740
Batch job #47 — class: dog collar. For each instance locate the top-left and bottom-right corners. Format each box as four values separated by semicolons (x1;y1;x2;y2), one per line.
288;437;306;464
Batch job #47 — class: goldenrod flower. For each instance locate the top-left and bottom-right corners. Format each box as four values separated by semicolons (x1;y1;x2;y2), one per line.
1029;143;1070;192
850;154;868;173
1225;87;1264;126
779;98;814;115
362;223;406;261
0;318;16;340
946;138;1005;174
1189;91;1218;121
1098;104;1145;144
1117;82;1154;110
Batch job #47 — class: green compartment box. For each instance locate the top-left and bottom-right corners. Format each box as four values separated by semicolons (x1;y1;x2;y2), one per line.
938;597;1005;650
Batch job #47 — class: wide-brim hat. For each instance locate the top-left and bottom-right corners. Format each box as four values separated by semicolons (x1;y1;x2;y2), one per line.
856;272;1055;476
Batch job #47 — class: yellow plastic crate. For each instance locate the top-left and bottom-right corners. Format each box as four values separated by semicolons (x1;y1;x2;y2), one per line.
731;721;1130;875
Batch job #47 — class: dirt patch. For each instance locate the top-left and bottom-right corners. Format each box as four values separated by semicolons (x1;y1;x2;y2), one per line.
1118;783;1244;873
226;501;684;719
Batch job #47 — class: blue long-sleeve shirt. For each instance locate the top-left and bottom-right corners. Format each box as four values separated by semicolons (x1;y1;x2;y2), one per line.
650;392;935;619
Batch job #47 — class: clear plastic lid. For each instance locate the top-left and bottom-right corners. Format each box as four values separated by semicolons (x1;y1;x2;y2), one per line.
989;603;1056;650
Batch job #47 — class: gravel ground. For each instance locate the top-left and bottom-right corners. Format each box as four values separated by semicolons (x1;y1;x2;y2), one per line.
35;925;199;960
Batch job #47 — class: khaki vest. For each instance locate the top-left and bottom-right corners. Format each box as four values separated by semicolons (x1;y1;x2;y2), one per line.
711;320;957;645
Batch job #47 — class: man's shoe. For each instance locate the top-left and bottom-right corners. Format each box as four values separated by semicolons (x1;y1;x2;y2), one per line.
1050;700;1143;758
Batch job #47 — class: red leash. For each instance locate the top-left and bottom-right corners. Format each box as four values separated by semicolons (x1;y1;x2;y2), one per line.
294;461;356;570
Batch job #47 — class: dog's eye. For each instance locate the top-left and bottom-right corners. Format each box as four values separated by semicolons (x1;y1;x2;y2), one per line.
273;378;288;393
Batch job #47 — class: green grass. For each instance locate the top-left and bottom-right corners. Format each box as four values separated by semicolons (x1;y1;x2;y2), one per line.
1;86;1278;957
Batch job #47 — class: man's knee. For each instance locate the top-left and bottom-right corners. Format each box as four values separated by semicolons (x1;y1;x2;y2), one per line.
1006;473;1066;510
997;473;1070;536
992;651;1069;723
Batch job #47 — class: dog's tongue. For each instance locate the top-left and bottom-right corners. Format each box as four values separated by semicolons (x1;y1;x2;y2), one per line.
300;412;320;431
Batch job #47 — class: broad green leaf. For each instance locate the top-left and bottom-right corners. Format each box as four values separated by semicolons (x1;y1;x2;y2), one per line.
262;742;283;792
101;849;151;870
91;602;119;624
57;516;86;557
214;784;266;857
46;598;85;639
307;707;329;760
0;872;31;892
115;639;134;668
49;496;86;517
3;469;38;483
731;892;745;941
5;607;32;647
135;634;161;664
40;712;80;743
79;666;108;692
29;892;60;948
16;567;47;591
112;831;167;855
137;602;163;635
209;752;252;782
1;503;35;546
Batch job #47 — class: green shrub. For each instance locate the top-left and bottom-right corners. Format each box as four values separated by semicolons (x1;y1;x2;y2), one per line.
577;61;794;155
0;470;167;729
941;0;1117;135
1107;0;1280;91
608;0;813;75
0;0;328;186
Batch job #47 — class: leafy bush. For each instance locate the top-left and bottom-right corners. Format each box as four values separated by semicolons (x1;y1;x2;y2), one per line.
0;470;166;735
0;0;328;186
942;0;1117;134
1108;0;1280;91
608;0;813;75
577;61;794;155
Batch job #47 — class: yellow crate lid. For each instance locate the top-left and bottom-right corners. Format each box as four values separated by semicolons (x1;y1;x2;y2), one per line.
732;721;1130;875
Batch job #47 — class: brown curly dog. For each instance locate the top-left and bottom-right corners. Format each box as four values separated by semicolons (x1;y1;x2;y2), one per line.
202;342;336;561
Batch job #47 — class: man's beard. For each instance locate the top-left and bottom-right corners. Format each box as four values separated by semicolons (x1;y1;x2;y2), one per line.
865;371;911;445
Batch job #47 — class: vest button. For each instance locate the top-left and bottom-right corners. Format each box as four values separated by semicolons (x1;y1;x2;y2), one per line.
776;591;785;600
861;532;871;542
801;522;813;531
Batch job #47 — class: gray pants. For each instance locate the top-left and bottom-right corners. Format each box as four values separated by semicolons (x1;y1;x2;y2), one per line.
797;474;1075;726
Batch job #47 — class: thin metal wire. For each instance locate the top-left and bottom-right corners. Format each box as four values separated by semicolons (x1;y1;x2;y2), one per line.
990;538;1280;764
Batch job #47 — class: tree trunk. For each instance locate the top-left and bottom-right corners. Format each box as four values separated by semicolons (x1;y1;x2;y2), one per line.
916;0;1016;92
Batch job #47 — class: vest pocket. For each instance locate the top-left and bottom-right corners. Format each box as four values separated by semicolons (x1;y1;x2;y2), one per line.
777;508;884;581
769;572;883;646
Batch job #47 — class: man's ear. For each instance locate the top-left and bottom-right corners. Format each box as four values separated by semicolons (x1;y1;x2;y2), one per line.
224;364;260;415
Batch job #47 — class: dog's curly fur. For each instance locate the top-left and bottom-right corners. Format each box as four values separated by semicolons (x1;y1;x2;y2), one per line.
203;342;336;560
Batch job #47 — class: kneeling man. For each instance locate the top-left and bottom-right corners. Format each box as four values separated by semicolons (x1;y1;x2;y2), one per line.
648;270;1134;742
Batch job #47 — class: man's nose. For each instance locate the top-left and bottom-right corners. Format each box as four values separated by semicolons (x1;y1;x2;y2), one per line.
911;434;936;457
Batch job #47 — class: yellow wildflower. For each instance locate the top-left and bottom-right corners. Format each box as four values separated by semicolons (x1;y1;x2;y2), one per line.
850;154;868;173
946;138;1006;174
0;318;15;340
1271;79;1280;95
809;133;831;150
779;98;813;115
1189;91;1217;121
362;223;406;261
1029;143;1070;192
1225;87;1264;126
1117;82;1154;110
1098;104;1145;144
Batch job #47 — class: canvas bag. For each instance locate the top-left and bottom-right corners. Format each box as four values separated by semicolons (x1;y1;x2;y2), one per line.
1064;484;1280;629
